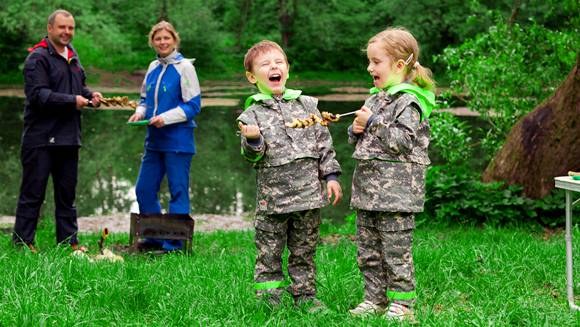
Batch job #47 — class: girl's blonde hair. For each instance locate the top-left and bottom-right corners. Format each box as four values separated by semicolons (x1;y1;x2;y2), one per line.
368;27;435;92
148;21;180;49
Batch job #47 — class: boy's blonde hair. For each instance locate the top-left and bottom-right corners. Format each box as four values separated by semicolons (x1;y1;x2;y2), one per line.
368;27;435;91
244;40;288;72
148;21;180;49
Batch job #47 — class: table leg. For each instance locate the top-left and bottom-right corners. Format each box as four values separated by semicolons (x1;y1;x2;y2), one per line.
565;190;580;311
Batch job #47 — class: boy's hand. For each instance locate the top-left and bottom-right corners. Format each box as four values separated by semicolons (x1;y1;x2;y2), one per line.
327;180;342;206
352;106;372;134
238;122;261;139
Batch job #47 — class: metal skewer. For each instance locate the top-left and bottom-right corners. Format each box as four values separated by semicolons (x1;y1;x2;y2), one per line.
336;110;359;118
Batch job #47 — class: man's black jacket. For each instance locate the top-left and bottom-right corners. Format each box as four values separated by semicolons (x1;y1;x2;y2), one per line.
22;37;93;148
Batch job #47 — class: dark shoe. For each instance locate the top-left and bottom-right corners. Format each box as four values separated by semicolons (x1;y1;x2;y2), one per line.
136;239;163;252
25;243;38;253
14;242;38;253
70;243;88;252
161;239;183;252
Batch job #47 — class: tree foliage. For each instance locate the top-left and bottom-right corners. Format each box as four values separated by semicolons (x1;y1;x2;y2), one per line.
439;12;579;157
2;0;576;77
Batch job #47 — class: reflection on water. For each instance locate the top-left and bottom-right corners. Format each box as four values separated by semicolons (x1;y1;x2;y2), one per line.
0;97;358;222
0;97;485;223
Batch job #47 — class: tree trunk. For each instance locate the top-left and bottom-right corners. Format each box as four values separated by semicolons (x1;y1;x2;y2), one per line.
158;0;169;22
234;0;252;51
278;0;297;49
507;0;521;27
482;55;580;198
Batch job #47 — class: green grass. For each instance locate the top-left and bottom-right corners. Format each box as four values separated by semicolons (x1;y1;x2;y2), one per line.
1;219;579;325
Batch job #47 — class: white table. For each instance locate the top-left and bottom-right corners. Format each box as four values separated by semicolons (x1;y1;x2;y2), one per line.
554;176;580;311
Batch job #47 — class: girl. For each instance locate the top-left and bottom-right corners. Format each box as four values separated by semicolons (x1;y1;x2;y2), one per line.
347;27;436;321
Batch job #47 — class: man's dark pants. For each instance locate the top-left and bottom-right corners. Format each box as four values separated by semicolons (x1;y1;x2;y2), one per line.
13;146;79;245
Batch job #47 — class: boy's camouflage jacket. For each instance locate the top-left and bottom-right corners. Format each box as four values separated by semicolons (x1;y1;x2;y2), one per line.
237;95;341;214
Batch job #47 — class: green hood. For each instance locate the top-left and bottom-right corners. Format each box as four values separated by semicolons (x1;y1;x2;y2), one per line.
244;88;302;110
370;83;436;120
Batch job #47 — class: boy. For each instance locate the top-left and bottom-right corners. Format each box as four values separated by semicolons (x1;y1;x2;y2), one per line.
237;40;342;311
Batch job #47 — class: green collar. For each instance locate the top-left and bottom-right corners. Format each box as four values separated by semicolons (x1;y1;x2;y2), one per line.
370;83;436;120
244;88;302;110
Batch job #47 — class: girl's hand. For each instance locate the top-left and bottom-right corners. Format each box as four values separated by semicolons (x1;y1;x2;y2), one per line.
150;116;165;128
327;180;342;206
128;113;144;122
238;122;261;139
352;106;372;134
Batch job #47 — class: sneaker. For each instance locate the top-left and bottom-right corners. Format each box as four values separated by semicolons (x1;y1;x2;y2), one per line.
385;302;415;322
349;300;387;316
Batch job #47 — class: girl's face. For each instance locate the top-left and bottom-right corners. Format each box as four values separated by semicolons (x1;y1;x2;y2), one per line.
245;49;289;96
152;29;176;58
366;41;406;89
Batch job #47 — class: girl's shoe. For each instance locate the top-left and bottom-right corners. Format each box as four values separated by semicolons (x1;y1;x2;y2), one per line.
385;302;415;322
349;300;387;316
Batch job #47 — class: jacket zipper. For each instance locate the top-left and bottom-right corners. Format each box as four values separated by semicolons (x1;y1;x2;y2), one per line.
153;64;168;117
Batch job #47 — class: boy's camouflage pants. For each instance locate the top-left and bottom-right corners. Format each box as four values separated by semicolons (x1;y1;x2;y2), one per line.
356;210;416;307
254;209;320;299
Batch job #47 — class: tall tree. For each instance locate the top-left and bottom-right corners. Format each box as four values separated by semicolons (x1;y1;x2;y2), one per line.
482;55;580;198
234;0;253;50
278;0;297;48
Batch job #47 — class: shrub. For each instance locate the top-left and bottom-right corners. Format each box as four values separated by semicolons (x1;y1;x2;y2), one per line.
438;19;579;157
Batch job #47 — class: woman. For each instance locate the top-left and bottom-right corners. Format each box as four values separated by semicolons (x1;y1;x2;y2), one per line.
128;21;201;252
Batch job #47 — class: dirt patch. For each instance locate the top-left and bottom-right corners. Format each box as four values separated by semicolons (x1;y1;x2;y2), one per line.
317;94;368;102
330;87;368;94
0;214;253;234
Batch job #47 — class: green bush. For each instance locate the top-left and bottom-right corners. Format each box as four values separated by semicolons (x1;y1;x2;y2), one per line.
429;112;473;165
424;111;565;226
439;19;579;157
423;165;567;226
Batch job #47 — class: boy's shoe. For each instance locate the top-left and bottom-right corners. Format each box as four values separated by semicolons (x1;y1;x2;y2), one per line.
295;297;329;314
385;302;415;322
259;292;282;308
349;300;387;316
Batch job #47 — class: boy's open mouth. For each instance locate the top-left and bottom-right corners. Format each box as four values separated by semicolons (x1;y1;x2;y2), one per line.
269;74;282;82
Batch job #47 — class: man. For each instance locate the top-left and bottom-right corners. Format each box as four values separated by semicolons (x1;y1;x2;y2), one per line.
12;9;102;252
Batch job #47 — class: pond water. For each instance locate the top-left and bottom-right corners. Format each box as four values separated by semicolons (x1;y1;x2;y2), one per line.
0;97;364;222
0;96;484;223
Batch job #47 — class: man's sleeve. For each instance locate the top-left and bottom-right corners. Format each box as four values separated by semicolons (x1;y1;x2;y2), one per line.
24;53;76;111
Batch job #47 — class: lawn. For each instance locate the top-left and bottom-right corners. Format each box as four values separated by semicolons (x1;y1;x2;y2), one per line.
1;219;579;326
